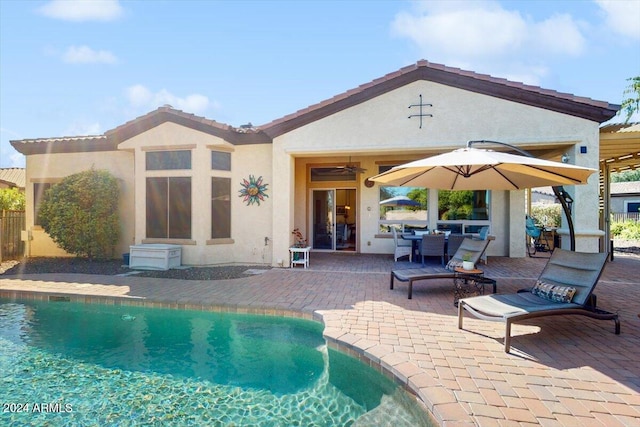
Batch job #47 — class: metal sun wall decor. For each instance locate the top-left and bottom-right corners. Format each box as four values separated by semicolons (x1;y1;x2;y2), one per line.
239;175;269;206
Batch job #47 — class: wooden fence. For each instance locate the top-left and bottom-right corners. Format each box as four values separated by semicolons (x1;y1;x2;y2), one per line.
611;212;640;222
1;210;25;261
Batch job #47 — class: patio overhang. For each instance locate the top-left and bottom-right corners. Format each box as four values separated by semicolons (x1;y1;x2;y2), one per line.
600;123;640;172
598;122;639;253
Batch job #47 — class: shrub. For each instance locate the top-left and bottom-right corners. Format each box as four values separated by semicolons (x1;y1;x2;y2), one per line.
610;219;640;240
0;187;25;211
38;169;120;260
530;204;561;227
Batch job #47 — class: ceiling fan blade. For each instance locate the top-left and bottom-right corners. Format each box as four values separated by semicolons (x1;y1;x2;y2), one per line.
346;165;367;173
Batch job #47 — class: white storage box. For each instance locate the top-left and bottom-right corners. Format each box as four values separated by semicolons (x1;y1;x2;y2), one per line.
129;244;182;270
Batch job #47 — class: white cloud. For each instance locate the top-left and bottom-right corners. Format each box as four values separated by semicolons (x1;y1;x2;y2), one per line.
532;14;586;56
392;4;527;58
392;1;586;58
596;0;640;39
391;0;587;85
38;0;123;22
127;84;153;107
126;85;211;114
63;46;118;64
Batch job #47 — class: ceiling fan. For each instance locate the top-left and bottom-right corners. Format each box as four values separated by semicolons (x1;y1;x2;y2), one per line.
335;157;367;174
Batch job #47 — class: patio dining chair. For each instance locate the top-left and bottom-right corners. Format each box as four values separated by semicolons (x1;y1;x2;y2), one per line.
526;215;550;256
419;234;445;266
391;227;412;262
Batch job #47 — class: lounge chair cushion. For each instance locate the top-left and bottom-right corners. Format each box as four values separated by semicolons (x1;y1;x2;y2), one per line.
446;259;463;270
531;280;577;303
465;292;580;317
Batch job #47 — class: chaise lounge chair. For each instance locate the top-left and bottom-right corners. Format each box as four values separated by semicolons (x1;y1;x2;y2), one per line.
390;237;491;299
458;249;620;353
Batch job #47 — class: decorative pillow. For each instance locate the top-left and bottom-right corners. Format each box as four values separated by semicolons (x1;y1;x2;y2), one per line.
446;259;463;271
531;280;576;303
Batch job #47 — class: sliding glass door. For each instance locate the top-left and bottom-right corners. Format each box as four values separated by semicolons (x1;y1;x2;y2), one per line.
311;189;356;251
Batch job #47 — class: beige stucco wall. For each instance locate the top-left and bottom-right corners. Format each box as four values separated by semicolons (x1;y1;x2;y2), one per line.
24;150;135;258
273;80;603;263
118;122;273;266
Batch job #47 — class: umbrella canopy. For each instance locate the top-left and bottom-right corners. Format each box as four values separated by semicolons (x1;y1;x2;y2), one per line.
379;195;420;207
369;147;596;191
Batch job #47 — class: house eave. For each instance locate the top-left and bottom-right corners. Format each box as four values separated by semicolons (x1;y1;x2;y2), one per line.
10;108;272;156
106;107;272;145
10;136;115;156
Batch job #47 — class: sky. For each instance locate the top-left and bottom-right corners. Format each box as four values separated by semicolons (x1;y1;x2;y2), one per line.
1;0;639;168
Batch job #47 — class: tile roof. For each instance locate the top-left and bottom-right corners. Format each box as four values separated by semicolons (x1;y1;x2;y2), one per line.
105;106;271;146
532;186;555;195
11;107;271;156
600;122;640;133
611;181;640;195
0;168;26;188
11;60;621;155
260;60;620;137
10;135;111;156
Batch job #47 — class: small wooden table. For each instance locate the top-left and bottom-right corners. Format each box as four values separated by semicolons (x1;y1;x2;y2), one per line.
453;267;497;306
289;246;311;269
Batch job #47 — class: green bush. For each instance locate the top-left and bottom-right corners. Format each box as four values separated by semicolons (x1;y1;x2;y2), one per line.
530;204;561;227
38;169;120;260
610;219;640;240
0;187;26;211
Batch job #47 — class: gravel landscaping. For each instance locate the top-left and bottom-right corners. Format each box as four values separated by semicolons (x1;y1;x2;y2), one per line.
0;257;271;280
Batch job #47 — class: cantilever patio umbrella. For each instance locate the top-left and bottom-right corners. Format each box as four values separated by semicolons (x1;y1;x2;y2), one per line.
369;140;598;250
379;195;421;207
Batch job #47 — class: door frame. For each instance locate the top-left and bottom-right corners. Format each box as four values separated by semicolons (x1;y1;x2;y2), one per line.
309;187;357;252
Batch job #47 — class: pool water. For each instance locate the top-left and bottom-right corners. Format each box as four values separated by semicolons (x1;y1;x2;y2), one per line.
0;299;430;426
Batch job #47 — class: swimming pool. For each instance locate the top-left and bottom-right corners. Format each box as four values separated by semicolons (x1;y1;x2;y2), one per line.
0;298;430;426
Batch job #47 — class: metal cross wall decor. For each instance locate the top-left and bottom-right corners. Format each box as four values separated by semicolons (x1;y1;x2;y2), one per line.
408;94;433;128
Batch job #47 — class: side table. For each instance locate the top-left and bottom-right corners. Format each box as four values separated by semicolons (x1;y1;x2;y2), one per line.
453;267;497;306
289;246;311;269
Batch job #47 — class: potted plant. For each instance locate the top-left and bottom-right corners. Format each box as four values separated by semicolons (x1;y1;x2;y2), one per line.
462;252;474;270
291;228;307;248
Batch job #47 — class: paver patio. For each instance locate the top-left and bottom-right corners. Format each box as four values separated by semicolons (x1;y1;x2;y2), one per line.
1;253;639;426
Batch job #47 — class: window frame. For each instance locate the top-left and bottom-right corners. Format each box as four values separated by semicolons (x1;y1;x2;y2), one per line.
33;182;54;226
211;150;232;171
145;176;192;240
145;150;192;171
211;176;232;239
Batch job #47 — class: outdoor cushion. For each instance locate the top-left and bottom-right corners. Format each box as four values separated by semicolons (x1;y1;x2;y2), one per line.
531;280;576;303
446;259;463;270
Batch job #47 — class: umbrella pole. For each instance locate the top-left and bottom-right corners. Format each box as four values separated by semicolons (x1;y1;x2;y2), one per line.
468;140;577;251
551;186;576;251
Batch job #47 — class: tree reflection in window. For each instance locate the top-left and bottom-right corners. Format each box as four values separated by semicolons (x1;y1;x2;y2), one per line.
438;190;489;220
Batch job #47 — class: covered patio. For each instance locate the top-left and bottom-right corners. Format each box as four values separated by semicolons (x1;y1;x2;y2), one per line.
1;252;638;425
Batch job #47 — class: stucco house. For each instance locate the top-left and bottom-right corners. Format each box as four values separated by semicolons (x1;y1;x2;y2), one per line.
11;60;619;266
610;181;640;219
